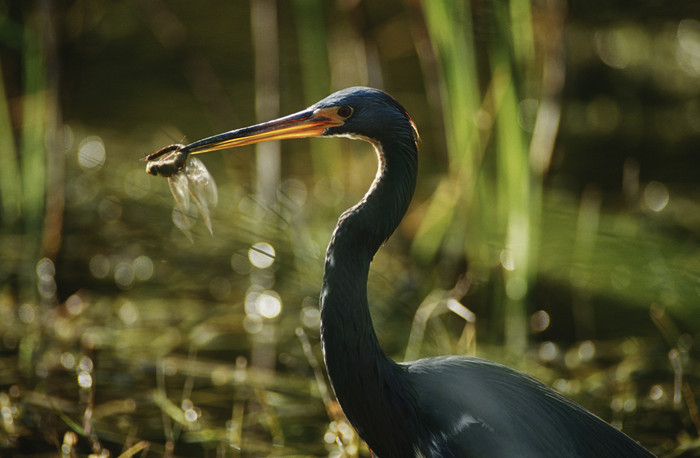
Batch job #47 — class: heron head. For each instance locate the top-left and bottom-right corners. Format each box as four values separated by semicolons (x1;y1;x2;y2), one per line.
183;87;418;155
313;87;419;145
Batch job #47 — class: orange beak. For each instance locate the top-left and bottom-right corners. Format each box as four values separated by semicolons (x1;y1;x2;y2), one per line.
185;106;346;154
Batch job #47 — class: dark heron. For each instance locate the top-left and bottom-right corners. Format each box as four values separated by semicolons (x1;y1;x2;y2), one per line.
147;87;654;457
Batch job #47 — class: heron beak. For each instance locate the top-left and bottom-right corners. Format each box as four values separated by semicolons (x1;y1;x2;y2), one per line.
185;107;345;155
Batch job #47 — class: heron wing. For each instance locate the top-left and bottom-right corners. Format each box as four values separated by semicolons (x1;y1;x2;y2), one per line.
404;356;654;458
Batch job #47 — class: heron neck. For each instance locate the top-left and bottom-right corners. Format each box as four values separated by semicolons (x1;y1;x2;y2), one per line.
319;137;418;453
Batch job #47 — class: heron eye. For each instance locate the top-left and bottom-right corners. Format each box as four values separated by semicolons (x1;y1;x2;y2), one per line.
337;105;353;118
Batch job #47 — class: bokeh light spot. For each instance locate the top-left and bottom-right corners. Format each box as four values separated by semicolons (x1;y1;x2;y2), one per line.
578;340;596;361
594;26;648;70
643;181;669;212
37;273;57;299
89;254;111;279
538;341;559;362
324;431;336;444
499;248;515;271
60;352;76;370
36;258;55;281
77;372;93;388
649;384;665;402
530;310;550;332
677;19;700;76
132;255;154;281
278;178;307;207
245;287;262;315
184;408;198;422
505;276;527;300
78;136;106;171
65;294;85;315
243;314;263;334
257;291;282;319
249;242;275;269
301;305;320;329
79;356;93;372
250;268;276;288
114;262;135;288
18;304;35;324
211;366;229;386
119;301;138;325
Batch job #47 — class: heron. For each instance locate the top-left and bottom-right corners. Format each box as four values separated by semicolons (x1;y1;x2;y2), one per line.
147;87;654;457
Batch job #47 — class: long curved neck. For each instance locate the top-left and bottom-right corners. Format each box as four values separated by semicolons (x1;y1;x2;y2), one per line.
319;133;419;454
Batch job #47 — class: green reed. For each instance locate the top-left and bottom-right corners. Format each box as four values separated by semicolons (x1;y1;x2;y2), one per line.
416;0;542;352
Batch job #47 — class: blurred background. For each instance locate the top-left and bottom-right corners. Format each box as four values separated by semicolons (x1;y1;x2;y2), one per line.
1;0;700;456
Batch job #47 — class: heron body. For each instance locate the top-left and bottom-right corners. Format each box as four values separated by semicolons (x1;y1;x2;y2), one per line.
148;87;654;457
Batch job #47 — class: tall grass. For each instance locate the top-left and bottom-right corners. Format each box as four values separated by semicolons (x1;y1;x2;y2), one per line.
293;0;337;178
415;0;545;353
412;0;481;268
20;15;46;245
0;62;21;230
0;10;49;305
